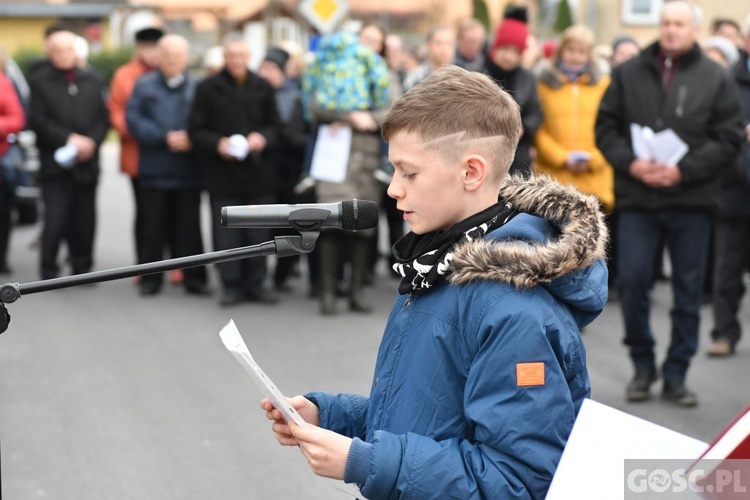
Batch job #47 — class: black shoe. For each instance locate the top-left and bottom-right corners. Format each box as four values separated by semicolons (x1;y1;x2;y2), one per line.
219;288;244;307
626;368;657;402
185;284;212;296
661;381;698;407
0;262;11;274
244;290;279;304
139;283;161;296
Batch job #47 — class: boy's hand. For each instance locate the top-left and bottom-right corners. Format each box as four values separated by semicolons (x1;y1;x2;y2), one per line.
289;424;353;480
261;396;320;446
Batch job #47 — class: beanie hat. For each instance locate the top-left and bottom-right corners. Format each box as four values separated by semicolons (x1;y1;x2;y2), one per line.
491;18;529;53
263;47;290;72
134;27;164;44
503;5;529;23
703;36;740;67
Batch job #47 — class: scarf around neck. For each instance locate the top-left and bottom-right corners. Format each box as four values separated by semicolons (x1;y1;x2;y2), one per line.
556;61;589;82
392;200;517;296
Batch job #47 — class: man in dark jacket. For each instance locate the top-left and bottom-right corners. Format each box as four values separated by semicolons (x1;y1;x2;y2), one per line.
29;30;109;280
708;30;750;357
126;34;209;297
596;0;745;406
189;33;282;306
258;47;310;292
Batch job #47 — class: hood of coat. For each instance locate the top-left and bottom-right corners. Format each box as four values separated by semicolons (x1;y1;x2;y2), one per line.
450;175;608;325
315;32;361;63
451;174;607;289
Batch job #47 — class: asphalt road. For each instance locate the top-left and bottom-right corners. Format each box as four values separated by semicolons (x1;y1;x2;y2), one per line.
0;143;748;499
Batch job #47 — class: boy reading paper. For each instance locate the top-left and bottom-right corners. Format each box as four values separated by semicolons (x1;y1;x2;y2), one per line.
261;66;608;499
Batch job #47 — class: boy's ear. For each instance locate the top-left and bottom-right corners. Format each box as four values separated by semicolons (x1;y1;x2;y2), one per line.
463;154;489;192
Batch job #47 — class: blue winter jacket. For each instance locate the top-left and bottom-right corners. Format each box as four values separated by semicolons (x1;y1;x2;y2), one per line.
307;176;609;499
126;71;201;190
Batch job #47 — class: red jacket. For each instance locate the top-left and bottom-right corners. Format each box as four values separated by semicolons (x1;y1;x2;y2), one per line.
107;58;151;177
0;72;25;158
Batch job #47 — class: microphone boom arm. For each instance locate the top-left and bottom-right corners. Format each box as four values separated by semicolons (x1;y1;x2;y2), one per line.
0;232;319;305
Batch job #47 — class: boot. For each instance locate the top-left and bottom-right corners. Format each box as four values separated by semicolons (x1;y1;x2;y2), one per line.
318;235;339;315
349;236;373;313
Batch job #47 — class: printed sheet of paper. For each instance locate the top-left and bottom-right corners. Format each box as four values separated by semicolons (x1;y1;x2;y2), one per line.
309;124;352;183
219;319;305;426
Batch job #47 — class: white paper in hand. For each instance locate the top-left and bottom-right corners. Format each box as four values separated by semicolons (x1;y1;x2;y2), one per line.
219;319;305;426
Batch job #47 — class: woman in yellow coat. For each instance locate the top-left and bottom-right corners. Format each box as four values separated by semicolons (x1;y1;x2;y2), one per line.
534;25;614;212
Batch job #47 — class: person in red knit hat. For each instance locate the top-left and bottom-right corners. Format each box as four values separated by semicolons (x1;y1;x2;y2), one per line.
483;16;542;178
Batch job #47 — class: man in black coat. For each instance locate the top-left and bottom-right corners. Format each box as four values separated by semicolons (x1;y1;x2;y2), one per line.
596;0;745;407
189;32;282;306
708;31;750;358
28;30;109;280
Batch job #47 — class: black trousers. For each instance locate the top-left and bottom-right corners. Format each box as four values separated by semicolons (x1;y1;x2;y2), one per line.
139;186;207;289
711;218;750;346
129;177;145;264
209;193;273;294
40;177;96;279
0;187;13;267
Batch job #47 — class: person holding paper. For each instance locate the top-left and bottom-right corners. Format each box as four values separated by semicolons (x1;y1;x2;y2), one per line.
263;66;608;499
595;0;745;407
302;31;390;315
534;25;616;291
125;35;209;297
189;32;282;306
28;30;109;280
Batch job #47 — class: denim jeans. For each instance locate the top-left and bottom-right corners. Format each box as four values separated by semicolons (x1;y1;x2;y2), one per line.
617;209;712;383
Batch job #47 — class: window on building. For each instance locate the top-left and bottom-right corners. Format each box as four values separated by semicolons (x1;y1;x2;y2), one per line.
622;0;663;25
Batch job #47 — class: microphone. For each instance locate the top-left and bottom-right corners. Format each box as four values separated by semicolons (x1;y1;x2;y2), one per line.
221;199;379;231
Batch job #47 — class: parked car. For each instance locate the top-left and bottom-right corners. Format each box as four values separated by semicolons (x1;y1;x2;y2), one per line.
11;130;40;225
4;57;39;225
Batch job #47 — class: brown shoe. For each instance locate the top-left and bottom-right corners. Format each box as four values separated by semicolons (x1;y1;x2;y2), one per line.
707;338;735;357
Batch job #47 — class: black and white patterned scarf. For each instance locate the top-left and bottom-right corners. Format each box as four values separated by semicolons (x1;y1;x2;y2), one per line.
392;200;517;296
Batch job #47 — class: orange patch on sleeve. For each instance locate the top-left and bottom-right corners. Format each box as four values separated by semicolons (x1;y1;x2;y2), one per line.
516;362;545;387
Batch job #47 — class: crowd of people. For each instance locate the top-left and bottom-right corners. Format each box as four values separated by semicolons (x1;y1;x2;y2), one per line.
0;1;748;406
0;1;749;496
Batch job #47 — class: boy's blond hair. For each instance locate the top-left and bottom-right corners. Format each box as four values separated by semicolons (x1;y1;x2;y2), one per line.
382;65;521;181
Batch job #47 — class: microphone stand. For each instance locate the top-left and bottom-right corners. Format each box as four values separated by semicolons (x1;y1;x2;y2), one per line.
0;226;321;306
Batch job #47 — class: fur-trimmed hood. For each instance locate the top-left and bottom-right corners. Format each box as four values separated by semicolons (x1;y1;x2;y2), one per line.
451;175;608;323
450;175;608;316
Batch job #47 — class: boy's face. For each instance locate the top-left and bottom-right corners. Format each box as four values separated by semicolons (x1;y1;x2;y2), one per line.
387;130;472;235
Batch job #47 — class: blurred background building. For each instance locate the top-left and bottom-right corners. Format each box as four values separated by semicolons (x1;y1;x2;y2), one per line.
0;0;747;76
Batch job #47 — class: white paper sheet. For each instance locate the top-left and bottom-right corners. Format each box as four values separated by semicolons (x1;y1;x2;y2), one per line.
219;319;305;426
310;124;352;183
630;123;689;166
547;399;708;500
652;128;689;166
